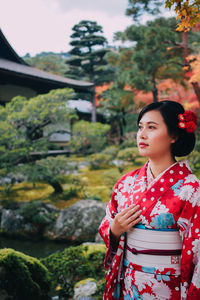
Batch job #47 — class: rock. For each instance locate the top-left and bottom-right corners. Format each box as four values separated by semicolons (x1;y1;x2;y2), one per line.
51;296;59;300
73;278;97;300
0;209;37;238
0;202;59;239
47;200;106;242
77;297;95;300
112;159;127;167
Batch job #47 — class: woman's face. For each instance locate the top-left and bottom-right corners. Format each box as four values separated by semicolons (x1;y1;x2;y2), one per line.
137;110;175;160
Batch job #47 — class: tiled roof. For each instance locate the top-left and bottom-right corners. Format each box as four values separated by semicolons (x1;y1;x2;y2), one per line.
0;58;94;89
0;28;94;90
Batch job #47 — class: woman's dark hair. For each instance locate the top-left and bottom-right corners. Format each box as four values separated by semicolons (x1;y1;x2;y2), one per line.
137;100;196;157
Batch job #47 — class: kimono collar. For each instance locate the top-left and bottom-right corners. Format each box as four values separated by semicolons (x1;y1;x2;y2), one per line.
146;160;182;189
133;160;192;216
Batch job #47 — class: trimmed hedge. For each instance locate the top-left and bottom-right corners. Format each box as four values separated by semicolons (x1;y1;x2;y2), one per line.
0;248;51;300
117;147;139;162
88;153;111;170
41;244;106;299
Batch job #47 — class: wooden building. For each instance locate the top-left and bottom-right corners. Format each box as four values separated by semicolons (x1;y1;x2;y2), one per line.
0;29;94;104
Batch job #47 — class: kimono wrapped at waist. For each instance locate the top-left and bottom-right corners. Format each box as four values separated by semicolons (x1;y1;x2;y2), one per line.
125;227;182;274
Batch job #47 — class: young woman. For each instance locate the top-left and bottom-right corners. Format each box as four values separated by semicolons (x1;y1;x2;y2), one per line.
99;101;200;300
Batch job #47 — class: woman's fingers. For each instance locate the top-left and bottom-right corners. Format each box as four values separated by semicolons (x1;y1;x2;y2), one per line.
111;204;142;237
123;209;142;226
120;204;140;216
126;216;142;231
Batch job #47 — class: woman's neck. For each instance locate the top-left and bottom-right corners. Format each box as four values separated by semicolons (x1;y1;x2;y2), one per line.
149;156;176;178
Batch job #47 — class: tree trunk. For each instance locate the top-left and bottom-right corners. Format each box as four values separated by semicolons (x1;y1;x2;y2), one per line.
191;82;200;102
50;180;63;194
152;77;158;102
119;108;126;143
91;88;96;123
90;87;96;123
181;32;200;103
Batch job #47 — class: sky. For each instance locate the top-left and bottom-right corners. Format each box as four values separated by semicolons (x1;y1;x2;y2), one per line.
0;0;174;57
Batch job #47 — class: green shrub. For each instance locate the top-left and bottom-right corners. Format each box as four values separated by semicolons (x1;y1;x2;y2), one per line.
0;248;50;300
101;146;118;160
88;153;111;170
18;201;56;226
95;278;107;300
71;120;110;154
22;156;76;194
188;150;200;171
101;169;121;188
41;244;106;299
62;185;79;200
123;113;138;135
119;140;135;149
117;147;139;163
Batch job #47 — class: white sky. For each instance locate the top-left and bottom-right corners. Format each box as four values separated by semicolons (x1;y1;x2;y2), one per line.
0;0;174;57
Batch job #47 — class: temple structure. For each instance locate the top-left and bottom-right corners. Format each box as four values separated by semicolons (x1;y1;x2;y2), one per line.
0;29;94;104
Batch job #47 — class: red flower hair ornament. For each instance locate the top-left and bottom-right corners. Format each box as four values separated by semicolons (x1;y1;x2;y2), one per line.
178;111;197;133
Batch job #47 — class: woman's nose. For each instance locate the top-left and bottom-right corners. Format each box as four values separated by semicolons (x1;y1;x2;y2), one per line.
138;128;147;139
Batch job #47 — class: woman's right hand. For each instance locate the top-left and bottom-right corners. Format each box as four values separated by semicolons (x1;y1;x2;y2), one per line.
110;204;142;240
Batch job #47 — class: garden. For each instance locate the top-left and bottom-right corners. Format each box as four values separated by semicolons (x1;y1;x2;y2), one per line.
1;1;200;299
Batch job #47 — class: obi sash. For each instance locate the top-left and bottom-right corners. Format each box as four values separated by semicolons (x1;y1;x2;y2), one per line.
125;227;182;273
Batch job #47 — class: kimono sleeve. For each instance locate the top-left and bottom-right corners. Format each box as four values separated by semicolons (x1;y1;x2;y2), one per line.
98;179;121;269
178;186;200;299
98;170;137;269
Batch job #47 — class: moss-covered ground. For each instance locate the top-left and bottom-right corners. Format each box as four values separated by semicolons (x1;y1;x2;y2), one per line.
0;157;146;209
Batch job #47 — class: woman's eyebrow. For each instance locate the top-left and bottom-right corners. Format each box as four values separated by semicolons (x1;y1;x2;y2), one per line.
139;121;159;125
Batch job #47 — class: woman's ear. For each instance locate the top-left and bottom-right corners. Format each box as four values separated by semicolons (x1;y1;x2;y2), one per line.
171;135;178;144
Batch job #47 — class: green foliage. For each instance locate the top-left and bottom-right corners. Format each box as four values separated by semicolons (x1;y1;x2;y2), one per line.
117;147;139;163
101;145;119;160
101;169;121;188
126;0;200;31
119;140;136;150
126;0;162;20
66;20;112;85
41;245;106;299
123;113;139;135
66;19;114;121
61;186;80;200
115;18;183;102
24;53;69;76
99;63;135;142
0;88;75;181
188;150;200;172
88;153;111;170
0;248;50;300
113;17;200;102
95;278;107;300
71;120;110;154
22;156;75;193
18;201;56;226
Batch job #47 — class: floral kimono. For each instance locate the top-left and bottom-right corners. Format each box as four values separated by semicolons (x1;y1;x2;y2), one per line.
99;160;200;300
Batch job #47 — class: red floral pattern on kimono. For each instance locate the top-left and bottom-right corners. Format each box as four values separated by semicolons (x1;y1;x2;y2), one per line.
99;161;200;300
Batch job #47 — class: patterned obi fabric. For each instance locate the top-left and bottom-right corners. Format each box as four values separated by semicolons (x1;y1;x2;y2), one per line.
125;225;182;275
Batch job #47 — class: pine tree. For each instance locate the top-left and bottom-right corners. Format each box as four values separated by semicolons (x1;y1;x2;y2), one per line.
66;20;113;122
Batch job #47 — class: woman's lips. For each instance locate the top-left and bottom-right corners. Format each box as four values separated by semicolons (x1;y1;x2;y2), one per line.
139;142;148;148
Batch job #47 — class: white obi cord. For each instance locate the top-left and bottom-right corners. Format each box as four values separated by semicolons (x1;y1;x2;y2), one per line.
125;227;182;273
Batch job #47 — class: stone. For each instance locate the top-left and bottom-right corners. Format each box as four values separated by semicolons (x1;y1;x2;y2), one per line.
73;278;97;300
0;202;59;239
0;209;37;237
47;200;106;242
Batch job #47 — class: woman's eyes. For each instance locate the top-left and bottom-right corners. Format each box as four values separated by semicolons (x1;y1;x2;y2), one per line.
138;125;156;130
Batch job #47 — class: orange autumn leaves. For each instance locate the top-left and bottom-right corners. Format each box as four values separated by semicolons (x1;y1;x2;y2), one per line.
95;79;199;111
